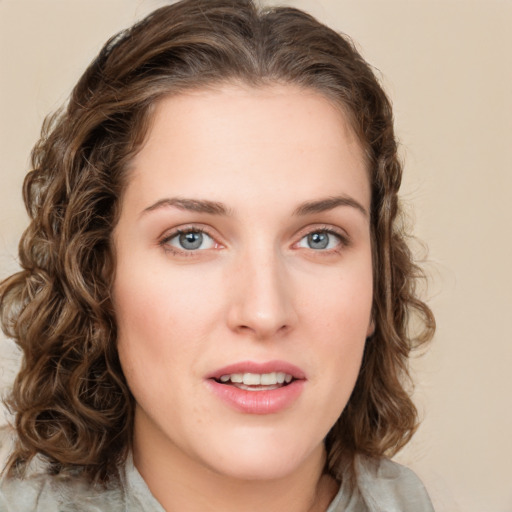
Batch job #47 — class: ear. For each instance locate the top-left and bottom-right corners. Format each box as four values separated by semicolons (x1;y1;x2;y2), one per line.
366;316;375;338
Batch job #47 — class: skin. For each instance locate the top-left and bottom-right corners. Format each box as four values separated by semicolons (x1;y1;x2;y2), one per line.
113;83;374;512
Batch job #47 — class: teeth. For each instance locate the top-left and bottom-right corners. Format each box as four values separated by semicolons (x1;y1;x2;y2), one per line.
243;373;261;385
260;372;276;385
218;372;294;386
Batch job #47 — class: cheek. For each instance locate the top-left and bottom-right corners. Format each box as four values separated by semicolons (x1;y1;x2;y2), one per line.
299;259;372;408
301;258;373;332
115;257;207;332
113;267;172;385
113;265;221;380
113;277;190;422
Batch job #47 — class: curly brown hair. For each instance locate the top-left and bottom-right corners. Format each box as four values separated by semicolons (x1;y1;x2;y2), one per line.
1;0;434;484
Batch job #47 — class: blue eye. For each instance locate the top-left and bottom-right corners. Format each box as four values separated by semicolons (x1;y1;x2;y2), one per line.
166;230;216;251
297;230;341;250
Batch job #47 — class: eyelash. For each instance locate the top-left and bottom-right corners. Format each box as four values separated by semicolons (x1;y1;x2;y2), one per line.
294;226;349;253
159;225;349;256
159;227;218;256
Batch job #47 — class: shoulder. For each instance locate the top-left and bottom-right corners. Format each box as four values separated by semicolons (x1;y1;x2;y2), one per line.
353;455;435;512
0;426;14;467
0;427;126;512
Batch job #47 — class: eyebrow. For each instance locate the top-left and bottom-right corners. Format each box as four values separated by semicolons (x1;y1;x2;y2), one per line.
141;194;368;218
141;197;231;216
293;195;368;217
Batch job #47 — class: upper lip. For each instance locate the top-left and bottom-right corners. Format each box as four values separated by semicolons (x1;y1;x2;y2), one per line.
206;360;306;380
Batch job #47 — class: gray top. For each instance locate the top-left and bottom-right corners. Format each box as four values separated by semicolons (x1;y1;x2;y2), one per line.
0;430;434;512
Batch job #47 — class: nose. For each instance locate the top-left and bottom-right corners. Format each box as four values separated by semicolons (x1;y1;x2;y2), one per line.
226;248;297;340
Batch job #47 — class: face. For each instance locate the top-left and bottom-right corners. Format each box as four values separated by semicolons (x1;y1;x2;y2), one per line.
113;84;373;481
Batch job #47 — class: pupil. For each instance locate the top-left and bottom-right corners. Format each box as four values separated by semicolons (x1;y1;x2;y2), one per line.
179;232;203;250
308;232;328;249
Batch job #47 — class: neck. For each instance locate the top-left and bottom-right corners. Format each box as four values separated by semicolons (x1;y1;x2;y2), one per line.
132;418;338;512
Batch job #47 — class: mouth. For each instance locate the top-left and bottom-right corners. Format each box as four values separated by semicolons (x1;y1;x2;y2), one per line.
206;361;305;414
214;371;295;391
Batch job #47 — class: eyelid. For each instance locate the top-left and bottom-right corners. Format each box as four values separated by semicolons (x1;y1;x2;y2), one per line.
159;224;224;254
292;224;350;250
158;223;350;255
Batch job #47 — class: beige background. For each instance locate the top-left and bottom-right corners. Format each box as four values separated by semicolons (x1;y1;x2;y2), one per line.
1;1;511;511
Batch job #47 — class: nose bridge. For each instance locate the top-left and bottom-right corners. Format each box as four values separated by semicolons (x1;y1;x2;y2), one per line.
227;240;296;338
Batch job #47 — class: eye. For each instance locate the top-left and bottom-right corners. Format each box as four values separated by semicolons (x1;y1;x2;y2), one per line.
297;230;342;250
165;229;216;251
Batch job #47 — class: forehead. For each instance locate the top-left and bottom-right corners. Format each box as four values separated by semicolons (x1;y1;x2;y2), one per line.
125;83;370;214
145;83;361;153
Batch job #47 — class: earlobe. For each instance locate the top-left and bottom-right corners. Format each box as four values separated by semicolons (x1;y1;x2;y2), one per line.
366;317;375;338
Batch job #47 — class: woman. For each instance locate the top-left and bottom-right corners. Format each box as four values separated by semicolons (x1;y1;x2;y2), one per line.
0;0;435;510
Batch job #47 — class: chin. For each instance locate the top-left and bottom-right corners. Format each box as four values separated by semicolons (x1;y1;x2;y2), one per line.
198;428;324;481
209;453;308;481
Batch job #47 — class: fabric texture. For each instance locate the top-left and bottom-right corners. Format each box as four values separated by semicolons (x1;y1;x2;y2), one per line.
0;429;434;512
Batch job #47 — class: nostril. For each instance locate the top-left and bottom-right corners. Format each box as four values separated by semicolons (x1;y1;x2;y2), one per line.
235;323;291;337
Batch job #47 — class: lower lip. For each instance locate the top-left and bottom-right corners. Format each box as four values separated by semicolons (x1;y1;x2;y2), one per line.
206;379;305;414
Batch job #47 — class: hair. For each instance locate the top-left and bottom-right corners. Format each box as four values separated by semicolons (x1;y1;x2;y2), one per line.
1;0;434;484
